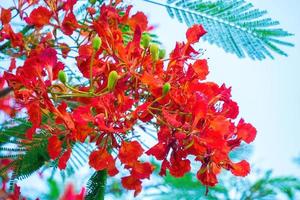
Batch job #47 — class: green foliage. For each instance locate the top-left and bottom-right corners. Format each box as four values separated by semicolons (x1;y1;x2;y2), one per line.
0;117;90;193
241;171;300;200
0;119;51;190
86;170;108;200
130;169;300;200
143;0;294;60
150;172;229;200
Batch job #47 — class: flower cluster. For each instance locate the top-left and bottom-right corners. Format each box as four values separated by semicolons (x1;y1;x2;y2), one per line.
0;0;256;197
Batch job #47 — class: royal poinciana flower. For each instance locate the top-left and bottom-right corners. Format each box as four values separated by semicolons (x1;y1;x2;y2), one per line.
0;0;256;197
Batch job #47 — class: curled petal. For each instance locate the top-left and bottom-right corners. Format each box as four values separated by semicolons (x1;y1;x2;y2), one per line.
237;119;257;144
186;24;206;44
230;160;250;177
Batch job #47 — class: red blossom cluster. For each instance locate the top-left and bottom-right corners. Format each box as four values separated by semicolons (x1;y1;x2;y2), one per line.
0;0;256;197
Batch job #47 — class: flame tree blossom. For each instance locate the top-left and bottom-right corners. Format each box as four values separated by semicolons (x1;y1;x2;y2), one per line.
0;0;256;197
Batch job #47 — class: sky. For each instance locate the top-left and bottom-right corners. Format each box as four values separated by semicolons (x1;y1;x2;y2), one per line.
0;0;300;197
131;0;300;176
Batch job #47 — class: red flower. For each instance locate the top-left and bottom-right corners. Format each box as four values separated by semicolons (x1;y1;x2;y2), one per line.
0;2;257;196
118;141;144;164
1;8;11;25
25;6;52;28
121;176;142;197
48;135;62;159
60;184;85;200
1;24;24;48
89;149;119;176
169;156;191;177
61;12;80;35
197;166;219;187
186;24;207;44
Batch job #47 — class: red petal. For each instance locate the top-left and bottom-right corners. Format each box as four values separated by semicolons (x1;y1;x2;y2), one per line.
159;159;170;176
72;106;94;125
230;160;250;177
1;8;11;25
129;12;148;31
48;135;62;159
58;149;72;170
192;59;209;80
169;153;191;177
237;119;257;144
60;43;71;58
186;24;206;44
89;149;119;176
197;168;218;187
26;102;41;139
62;12;79;35
140;72;164;89
146;143;168;160
63;0;77;12
25;6;52;28
121;176;142;197
60;184;85;200
118;141;144;164
130;161;154;179
162;108;182;128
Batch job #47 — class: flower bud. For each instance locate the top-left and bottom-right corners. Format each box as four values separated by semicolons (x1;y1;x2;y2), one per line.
162;82;171;96
150;44;159;61
159;49;166;59
92;35;102;51
107;70;119;91
142;34;151;48
58;70;67;84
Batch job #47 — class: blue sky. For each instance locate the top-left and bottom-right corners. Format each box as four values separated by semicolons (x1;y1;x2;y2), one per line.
131;0;300;176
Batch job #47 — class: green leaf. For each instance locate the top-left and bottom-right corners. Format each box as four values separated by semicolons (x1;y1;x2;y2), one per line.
86;170;108;200
143;0;294;60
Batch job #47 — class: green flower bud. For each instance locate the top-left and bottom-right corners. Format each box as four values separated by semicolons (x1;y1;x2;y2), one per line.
150;44;159;61
162;82;171;96
89;0;97;4
92;35;102;51
107;70;119;91
142;34;151;48
58;70;67;84
159;49;166;59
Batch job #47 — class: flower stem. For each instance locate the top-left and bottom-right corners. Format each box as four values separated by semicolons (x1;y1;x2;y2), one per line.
89;50;96;92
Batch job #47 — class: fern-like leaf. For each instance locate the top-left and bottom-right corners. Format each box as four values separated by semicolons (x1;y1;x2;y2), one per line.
86;170;108;200
143;0;294;60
